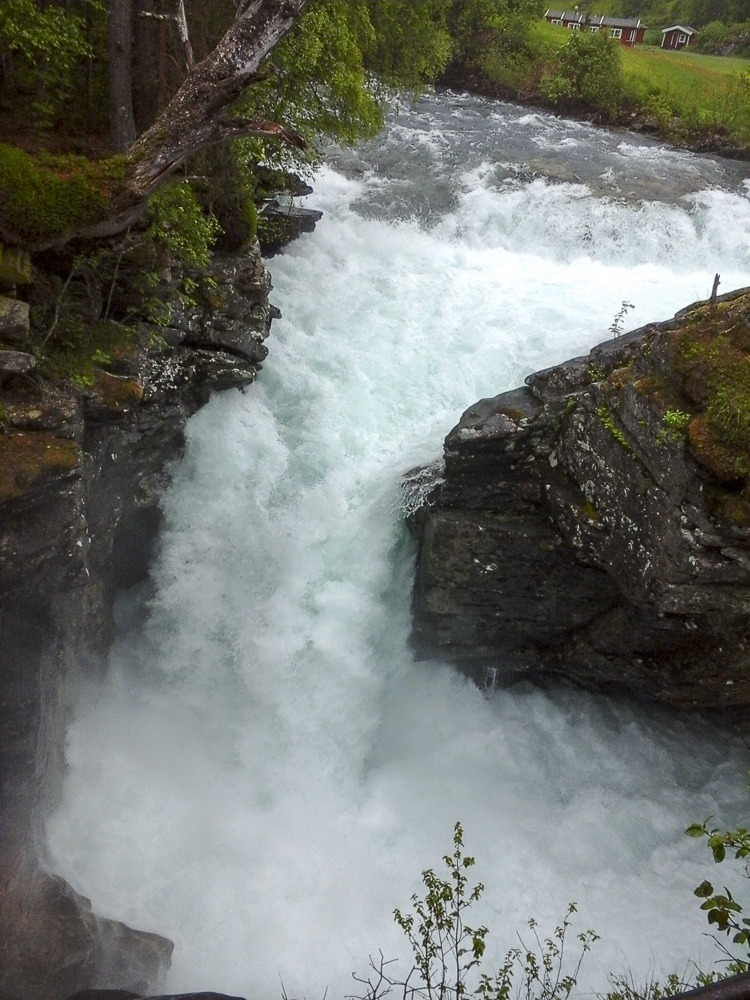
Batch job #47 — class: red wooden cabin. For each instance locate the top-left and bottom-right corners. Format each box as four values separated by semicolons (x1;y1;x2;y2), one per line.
545;9;646;46
661;25;697;49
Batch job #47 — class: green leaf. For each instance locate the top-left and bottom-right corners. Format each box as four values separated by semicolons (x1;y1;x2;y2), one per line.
686;824;707;838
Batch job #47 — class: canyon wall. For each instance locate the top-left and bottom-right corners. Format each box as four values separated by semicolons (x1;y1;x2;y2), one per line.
0;245;274;998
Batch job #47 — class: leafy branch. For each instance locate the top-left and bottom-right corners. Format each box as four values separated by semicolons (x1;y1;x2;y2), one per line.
350;823;598;1000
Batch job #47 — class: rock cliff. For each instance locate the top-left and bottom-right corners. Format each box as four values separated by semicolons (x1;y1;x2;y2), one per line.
0;244;274;998
409;287;750;713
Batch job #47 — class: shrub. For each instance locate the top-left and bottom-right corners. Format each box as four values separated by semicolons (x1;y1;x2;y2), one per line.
145;180;222;268
351;823;598;1000
540;29;623;117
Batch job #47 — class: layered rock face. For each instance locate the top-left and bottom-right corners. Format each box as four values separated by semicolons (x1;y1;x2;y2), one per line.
410;288;750;712
0;246;273;998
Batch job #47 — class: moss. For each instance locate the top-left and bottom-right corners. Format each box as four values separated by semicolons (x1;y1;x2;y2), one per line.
688;416;749;484
582;500;598;521
92;369;142;410
0;243;31;288
38;318;137;388
0;431;78;501
0;144;125;244
671;293;750;486
597;403;630;453
606;364;632;390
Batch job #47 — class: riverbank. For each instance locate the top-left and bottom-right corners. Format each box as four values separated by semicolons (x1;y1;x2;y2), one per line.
442;20;750;162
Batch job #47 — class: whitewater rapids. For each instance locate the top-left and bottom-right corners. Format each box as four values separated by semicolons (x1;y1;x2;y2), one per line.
48;93;750;996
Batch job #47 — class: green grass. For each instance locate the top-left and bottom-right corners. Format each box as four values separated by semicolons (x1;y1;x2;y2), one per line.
485;20;750;149
621;45;750;143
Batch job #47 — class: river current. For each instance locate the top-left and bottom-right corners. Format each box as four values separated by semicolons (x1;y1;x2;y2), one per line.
48;93;750;996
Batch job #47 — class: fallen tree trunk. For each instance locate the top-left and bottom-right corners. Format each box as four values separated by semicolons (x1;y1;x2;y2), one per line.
5;0;311;251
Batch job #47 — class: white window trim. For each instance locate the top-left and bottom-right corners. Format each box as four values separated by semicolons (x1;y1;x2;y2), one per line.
610;27;622;38
551;18;562;24
678;33;687;43
569;22;580;29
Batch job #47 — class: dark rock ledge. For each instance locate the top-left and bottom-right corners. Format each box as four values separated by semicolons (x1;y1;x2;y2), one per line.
0;244;273;998
408;287;750;713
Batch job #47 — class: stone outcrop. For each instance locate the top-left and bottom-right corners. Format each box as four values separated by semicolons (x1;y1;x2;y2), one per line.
0;244;273;998
409;287;750;712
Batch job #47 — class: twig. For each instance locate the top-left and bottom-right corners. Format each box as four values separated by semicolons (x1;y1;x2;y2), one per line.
104;231;129;323
140;0;194;70
39;264;77;351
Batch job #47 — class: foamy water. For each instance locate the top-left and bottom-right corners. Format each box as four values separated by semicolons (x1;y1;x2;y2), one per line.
47;94;750;997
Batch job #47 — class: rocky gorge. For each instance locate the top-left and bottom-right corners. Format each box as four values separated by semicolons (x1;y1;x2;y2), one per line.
3;92;750;998
0;243;275;997
409;287;750;715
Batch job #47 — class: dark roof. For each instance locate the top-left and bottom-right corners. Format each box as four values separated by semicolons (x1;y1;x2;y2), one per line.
661;24;696;34
545;10;644;28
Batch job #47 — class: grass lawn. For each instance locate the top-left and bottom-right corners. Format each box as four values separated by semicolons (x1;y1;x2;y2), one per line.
622;45;750;142
524;22;750;146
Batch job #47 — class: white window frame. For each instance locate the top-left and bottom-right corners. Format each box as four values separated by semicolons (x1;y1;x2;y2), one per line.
551;18;562;24
610;27;622;38
590;25;600;32
678;33;687;43
568;22;580;29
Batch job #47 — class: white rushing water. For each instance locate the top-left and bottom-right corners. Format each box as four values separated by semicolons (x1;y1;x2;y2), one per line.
48;94;750;996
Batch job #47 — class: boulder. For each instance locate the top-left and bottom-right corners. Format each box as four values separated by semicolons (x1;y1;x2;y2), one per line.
409;288;750;712
0;350;36;386
0;297;29;344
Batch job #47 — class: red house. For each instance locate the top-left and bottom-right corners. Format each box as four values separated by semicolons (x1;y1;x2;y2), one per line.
544;9;646;46
661;25;697;49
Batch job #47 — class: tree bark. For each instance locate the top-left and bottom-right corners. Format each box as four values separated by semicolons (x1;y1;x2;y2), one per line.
107;0;137;152
133;0;158;134
12;0;311;251
123;0;310;202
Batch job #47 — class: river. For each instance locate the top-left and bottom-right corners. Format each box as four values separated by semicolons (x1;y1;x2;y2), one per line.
47;92;750;997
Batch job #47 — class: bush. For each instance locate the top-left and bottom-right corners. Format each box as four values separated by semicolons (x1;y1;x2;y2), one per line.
351;823;598;1000
540;30;623;116
145;181;222;268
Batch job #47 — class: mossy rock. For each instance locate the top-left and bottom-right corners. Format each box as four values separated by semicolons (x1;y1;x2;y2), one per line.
0;144;125;246
0;296;29;344
92;369;143;411
0;244;31;289
670;293;750;491
0;431;79;502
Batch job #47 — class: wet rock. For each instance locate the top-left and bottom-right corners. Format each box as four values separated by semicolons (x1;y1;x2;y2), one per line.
0;244;32;290
0;350;35;386
0;856;172;999
258;202;324;257
409;287;750;711
0;297;30;344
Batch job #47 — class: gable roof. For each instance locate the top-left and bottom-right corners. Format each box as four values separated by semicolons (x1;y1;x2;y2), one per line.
661;24;696;34
545;11;644;28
